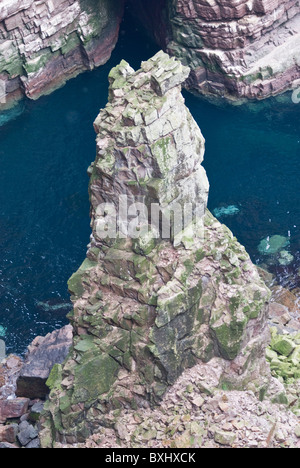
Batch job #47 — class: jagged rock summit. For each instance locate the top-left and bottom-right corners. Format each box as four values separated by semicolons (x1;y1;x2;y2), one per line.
40;51;271;446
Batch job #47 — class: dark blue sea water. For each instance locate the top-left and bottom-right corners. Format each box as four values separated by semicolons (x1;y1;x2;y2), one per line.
0;16;159;355
0;14;299;355
185;93;300;288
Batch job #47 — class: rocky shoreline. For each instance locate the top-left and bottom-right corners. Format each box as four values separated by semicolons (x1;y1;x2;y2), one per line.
129;0;300;102
0;279;299;449
0;325;72;448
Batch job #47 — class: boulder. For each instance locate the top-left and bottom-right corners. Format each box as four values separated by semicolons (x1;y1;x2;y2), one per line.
16;325;73;399
17;420;38;447
272;337;295;357
0;424;18;444
0;398;29;423
267;328;300;382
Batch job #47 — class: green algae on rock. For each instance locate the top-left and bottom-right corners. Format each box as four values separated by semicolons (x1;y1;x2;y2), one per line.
40;51;271;446
267;327;300;384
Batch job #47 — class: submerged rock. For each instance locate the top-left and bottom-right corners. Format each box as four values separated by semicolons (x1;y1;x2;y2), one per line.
40;51;271;446
213;205;240;219
257;235;295;268
0;102;25;127
35;300;73;313
258;235;290;255
278;250;294;266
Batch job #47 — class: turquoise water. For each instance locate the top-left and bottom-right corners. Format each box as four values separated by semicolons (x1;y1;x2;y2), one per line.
0;14;300;354
185;93;300;288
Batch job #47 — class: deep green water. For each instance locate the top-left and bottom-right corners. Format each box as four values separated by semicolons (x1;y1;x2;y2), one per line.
0;15;299;355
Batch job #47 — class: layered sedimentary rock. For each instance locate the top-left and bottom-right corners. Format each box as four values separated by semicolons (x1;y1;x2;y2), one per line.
40;51;271;446
2;0;298;107
129;0;300;101
0;0;124;108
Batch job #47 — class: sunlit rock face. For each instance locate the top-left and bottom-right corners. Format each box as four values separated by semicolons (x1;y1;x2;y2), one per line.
40;52;271;446
128;0;300;102
0;0;124;108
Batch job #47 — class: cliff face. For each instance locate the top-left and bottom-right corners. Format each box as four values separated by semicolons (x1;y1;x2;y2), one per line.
0;0;124;108
40;51;271;446
128;0;300;101
1;0;299;107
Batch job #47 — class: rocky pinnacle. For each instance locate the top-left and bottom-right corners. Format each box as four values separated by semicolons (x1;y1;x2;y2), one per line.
40;51;271;446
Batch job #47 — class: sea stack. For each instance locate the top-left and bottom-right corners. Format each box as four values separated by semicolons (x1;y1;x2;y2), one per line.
40;51;271;446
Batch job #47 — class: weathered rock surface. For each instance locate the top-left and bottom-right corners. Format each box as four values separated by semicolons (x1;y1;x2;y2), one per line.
0;398;29;423
129;0;300;102
73;373;300;449
39;51;271;446
53;359;300;449
15;324;73;399
0;0;124;108
0;424;18;444
0;396;43;447
0;325;73;447
1;0;298;106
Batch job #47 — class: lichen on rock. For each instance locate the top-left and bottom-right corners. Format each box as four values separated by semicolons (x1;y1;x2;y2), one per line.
40;51;272;446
